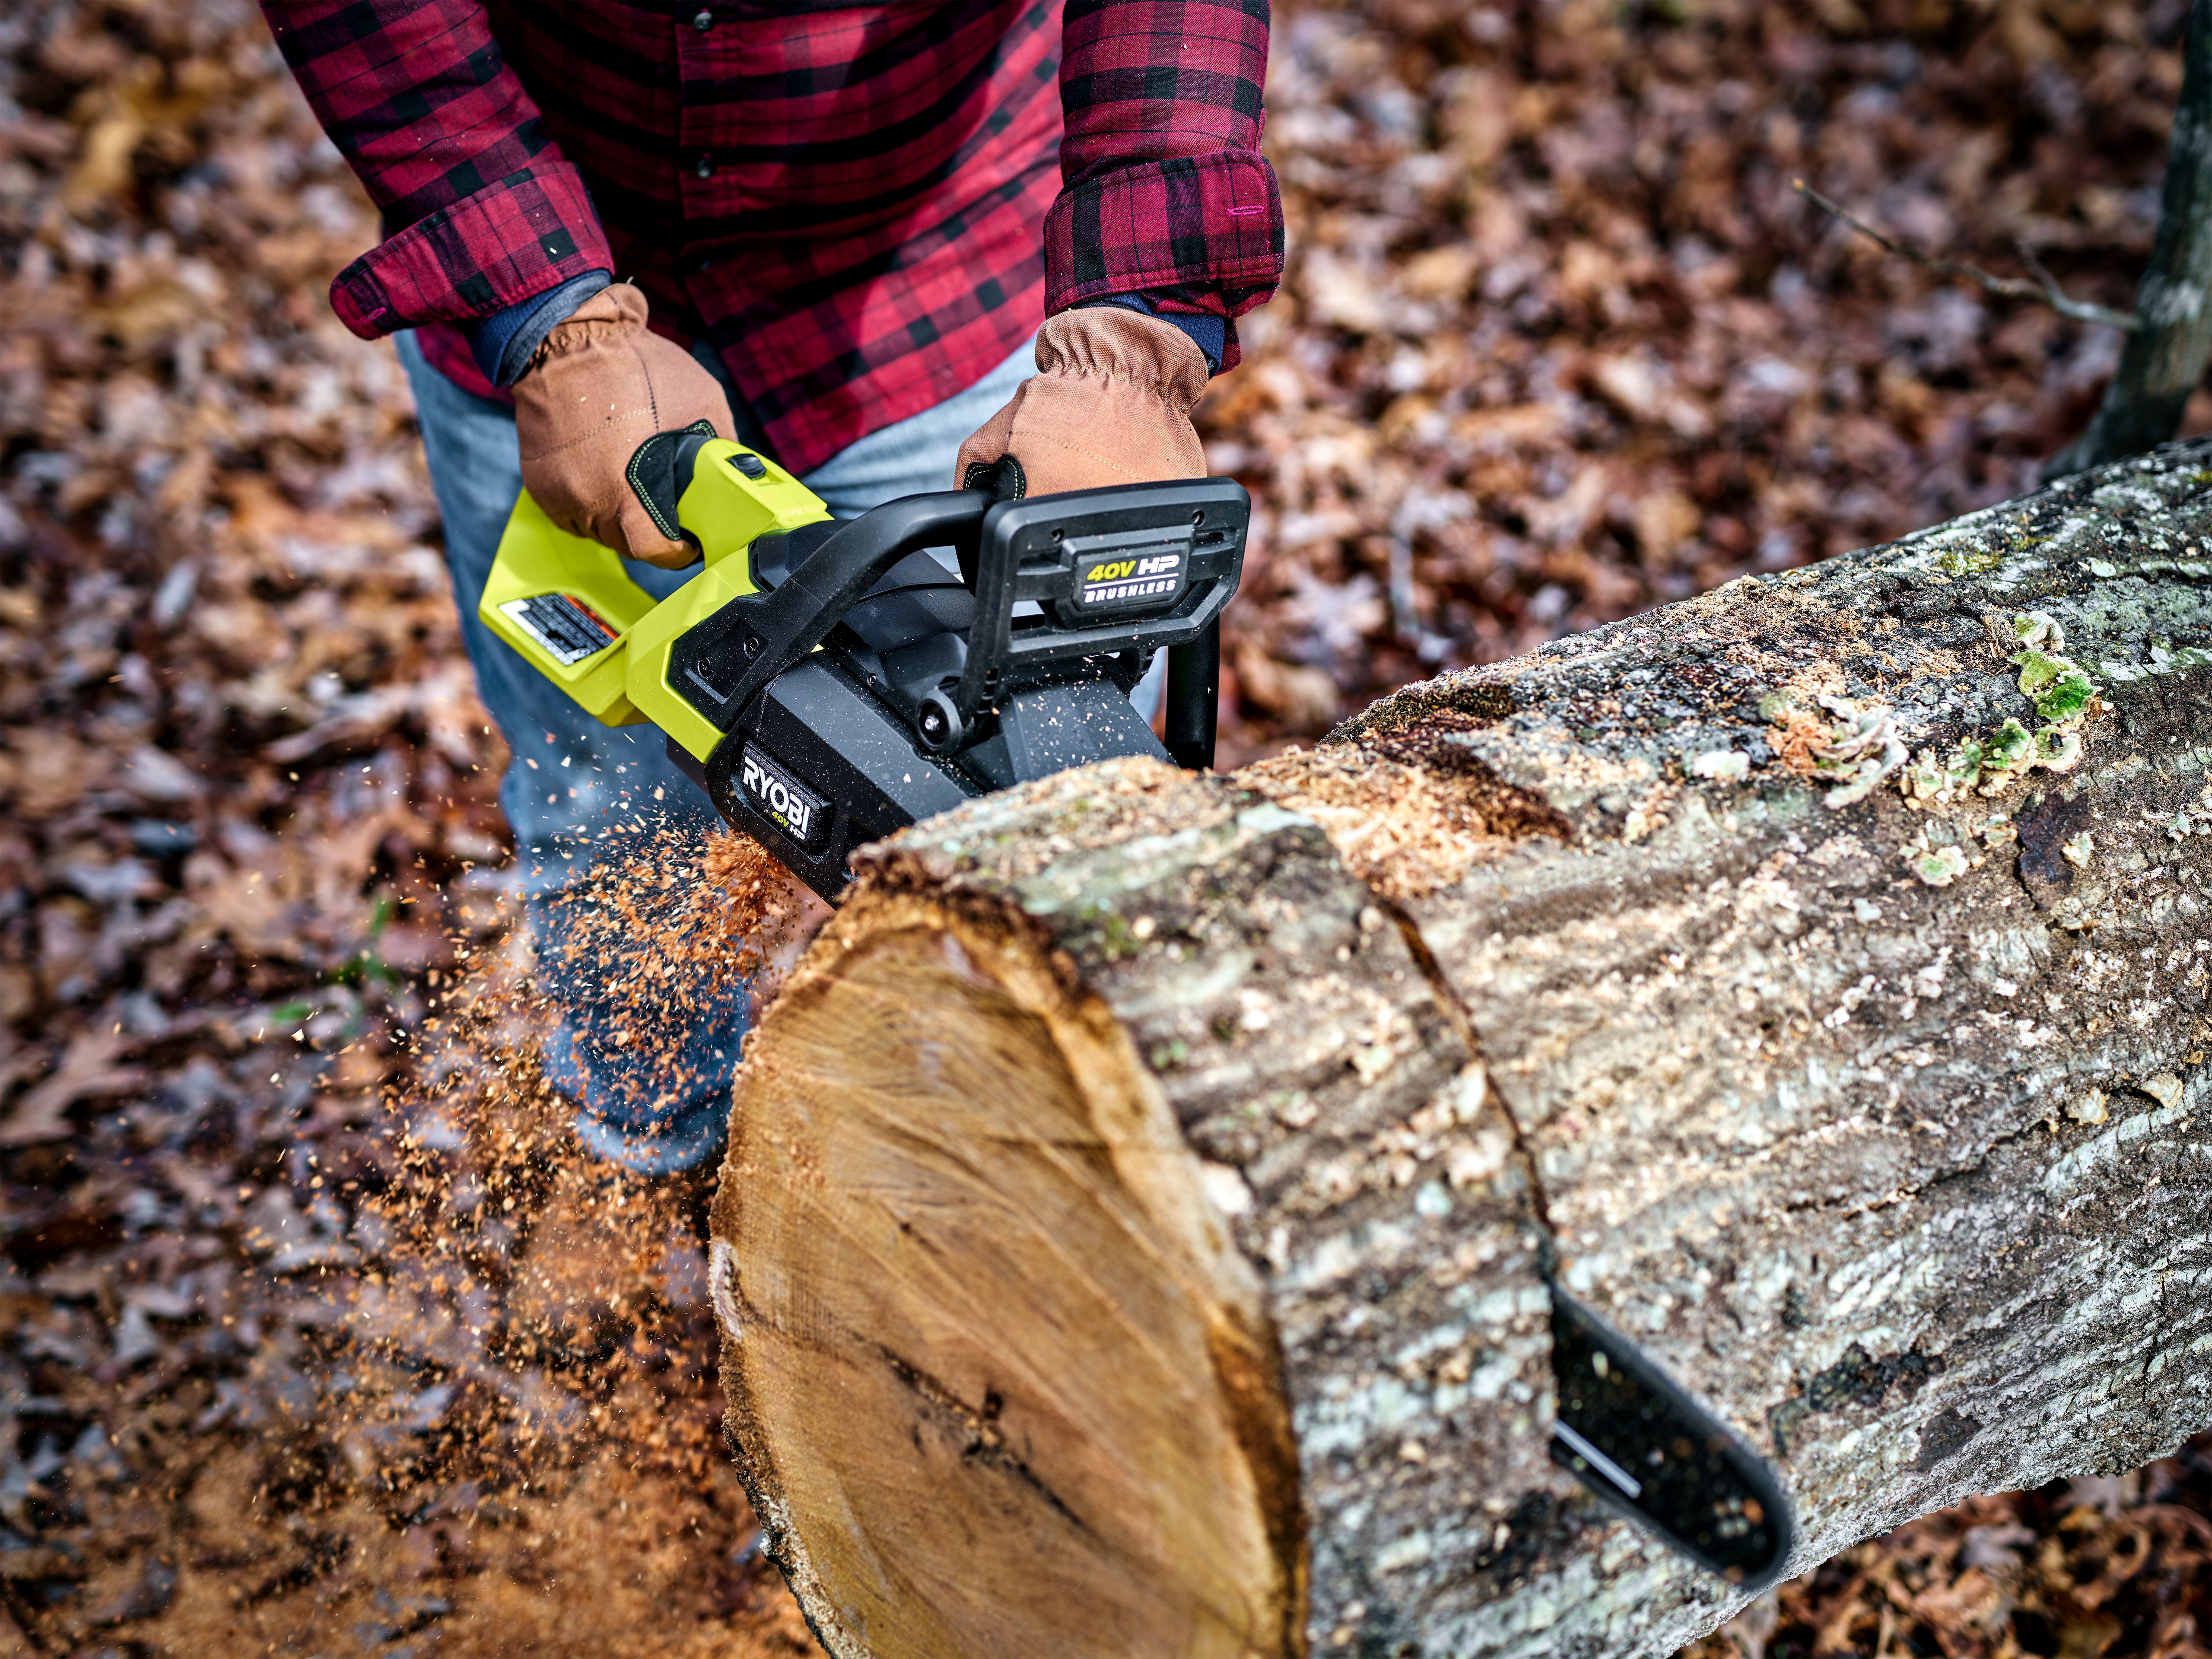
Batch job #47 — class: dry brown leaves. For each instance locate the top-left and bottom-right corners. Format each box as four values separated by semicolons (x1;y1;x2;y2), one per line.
1205;0;2191;764
0;0;2206;1653
1683;1459;2212;1659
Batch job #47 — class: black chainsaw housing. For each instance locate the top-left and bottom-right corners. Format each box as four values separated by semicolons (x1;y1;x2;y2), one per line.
659;461;1249;899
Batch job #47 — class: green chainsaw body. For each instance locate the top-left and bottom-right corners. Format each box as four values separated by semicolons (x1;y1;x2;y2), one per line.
479;432;1246;899
479;437;833;761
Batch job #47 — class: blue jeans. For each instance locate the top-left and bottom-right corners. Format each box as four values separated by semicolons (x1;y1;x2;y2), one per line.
399;333;1040;1172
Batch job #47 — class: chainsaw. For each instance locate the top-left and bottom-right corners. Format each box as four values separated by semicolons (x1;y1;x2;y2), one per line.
482;429;1799;1586
479;428;1248;900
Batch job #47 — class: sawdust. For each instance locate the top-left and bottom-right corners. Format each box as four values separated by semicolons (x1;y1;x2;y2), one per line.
522;830;828;1152
1237;731;1568;900
0;826;826;1656
106;1442;817;1659
1768;708;1835;781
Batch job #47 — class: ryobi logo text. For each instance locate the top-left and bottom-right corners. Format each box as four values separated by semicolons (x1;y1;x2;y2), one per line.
739;745;830;852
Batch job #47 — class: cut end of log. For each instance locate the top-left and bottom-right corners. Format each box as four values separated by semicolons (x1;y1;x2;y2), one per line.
709;892;1306;1659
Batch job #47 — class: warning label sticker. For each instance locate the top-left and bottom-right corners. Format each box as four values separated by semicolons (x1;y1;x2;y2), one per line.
500;594;618;666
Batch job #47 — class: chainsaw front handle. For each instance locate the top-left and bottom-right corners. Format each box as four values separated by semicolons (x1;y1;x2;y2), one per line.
664;489;993;734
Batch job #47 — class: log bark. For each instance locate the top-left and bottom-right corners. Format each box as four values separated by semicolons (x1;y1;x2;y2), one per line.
706;439;2212;1659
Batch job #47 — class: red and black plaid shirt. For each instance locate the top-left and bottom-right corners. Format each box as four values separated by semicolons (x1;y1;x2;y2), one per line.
261;0;1284;472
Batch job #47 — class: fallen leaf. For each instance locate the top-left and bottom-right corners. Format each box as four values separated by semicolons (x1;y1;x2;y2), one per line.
2;1027;144;1145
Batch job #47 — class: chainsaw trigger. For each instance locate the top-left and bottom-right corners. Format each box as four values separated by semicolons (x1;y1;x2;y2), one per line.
624;420;721;545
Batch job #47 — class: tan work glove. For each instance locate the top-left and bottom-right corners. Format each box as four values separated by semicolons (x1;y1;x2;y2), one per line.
954;308;1208;497
513;283;735;568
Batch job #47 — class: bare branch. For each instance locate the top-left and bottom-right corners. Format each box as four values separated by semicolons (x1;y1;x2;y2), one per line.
1792;179;2140;332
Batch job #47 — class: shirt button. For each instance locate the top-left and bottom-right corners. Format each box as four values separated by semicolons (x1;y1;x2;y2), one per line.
692;8;713;28
695;152;715;179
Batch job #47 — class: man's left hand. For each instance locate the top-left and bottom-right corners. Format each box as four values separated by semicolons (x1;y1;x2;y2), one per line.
953;309;1208;498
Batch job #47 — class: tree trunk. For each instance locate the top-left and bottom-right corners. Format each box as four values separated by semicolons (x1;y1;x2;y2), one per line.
706;439;2212;1659
2046;0;2212;480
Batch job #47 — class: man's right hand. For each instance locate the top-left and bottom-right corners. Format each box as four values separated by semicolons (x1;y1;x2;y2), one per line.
513;284;736;569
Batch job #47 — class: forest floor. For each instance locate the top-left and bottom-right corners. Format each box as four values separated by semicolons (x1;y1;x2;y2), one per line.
0;0;2207;1655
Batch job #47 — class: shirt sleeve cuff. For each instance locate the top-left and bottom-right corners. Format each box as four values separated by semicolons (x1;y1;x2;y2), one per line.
328;162;614;340
466;270;612;385
1071;294;1226;375
1043;152;1283;316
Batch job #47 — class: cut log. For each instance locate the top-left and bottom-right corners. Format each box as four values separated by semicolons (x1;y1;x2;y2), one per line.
706;441;2212;1659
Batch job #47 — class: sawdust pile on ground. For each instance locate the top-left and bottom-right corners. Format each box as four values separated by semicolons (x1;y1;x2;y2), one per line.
3;820;822;1655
